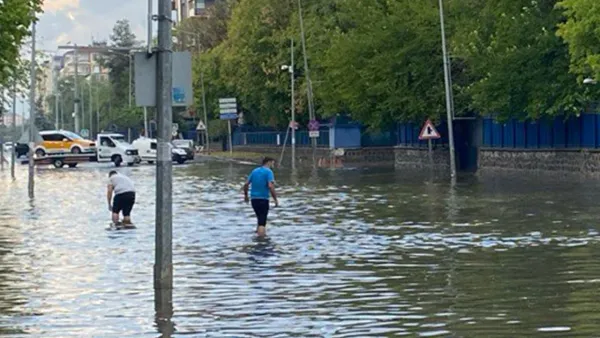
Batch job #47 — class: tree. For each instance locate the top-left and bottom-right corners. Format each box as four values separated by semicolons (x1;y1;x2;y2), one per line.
557;0;600;81
0;0;42;88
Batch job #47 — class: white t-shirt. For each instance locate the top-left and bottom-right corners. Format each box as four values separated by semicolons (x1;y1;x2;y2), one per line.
109;173;135;195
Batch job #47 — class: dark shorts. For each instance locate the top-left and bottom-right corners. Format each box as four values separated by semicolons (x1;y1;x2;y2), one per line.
251;199;269;226
113;191;136;217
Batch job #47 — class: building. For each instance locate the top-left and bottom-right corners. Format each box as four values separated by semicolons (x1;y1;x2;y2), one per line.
173;0;216;22
0;114;24;127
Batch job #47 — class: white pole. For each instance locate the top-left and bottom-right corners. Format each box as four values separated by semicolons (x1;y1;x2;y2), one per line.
11;80;17;179
201;71;209;153
74;45;80;133
28;19;37;198
290;38;296;170
438;0;456;178
228;120;233;155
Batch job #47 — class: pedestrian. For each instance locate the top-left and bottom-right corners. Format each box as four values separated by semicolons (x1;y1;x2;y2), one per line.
243;157;279;237
106;170;136;226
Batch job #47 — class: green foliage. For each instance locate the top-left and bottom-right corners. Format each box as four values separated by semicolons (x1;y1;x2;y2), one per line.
0;0;42;87
557;0;600;81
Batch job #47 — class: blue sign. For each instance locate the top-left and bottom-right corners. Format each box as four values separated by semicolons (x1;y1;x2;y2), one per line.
220;113;238;120
172;87;185;104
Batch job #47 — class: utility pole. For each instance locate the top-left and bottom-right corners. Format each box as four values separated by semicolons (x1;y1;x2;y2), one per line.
53;65;59;129
74;46;80;133
128;53;133;108
200;71;209;153
438;0;456;178
95;75;100;137
155;0;173;291
290;39;296;170
144;0;152;138
297;0;317;164
11;80;17;179
89;80;93;136
28;19;37;198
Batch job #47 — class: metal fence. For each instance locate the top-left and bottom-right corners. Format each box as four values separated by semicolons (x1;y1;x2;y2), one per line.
233;130;330;147
482;114;600;149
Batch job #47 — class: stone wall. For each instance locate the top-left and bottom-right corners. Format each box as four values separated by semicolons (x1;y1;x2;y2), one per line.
479;148;600;174
394;146;450;169
233;145;396;167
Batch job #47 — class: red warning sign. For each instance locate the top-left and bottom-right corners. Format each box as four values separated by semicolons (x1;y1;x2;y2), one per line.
418;119;441;140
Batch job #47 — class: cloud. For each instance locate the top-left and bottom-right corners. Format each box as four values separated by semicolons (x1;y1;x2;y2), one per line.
44;0;80;13
67;11;76;21
55;32;71;45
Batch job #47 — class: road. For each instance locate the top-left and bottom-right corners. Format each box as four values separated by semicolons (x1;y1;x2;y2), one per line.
0;162;598;336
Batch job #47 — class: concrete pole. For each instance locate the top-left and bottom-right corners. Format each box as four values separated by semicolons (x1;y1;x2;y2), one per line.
438;0;457;178
89;81;93;137
54;67;59;129
74;46;80;133
297;0;317;163
129;54;133;108
28;20;37;199
200;71;209;152
11;81;17;179
290;38;296;170
145;0;152;138
95;75;100;136
155;0;173;291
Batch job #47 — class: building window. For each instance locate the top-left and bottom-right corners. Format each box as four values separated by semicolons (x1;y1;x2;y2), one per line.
195;0;205;9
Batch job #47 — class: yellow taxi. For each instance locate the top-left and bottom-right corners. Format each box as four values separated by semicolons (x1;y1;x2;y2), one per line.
35;130;96;157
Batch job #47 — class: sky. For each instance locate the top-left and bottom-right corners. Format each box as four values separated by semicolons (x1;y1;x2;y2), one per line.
14;0;161;117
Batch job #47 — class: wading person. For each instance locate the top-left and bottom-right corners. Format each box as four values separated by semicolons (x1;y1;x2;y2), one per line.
243;157;279;237
107;170;136;226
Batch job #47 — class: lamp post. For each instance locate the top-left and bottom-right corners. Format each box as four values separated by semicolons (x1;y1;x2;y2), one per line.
437;0;457;178
281;39;295;170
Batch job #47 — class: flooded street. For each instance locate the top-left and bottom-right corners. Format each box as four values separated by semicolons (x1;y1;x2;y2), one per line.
1;161;600;337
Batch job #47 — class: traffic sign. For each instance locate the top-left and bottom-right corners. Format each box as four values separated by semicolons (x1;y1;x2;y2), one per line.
308;119;320;131
289;121;299;129
80;128;89;138
219;97;238;120
309;130;320;138
418;119;441;140
196;120;206;131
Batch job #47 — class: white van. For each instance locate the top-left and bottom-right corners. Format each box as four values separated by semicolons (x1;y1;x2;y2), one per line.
131;137;188;164
97;133;141;167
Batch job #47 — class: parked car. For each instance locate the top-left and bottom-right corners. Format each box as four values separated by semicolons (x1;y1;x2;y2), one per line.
131;137;188;164
35;130;96;157
97;133;141;167
172;139;195;160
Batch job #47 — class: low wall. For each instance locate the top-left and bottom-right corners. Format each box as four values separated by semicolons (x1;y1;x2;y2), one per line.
479;148;600;174
394;146;450;169
232;145;396;167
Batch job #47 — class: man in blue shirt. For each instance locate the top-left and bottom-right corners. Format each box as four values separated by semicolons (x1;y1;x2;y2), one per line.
243;157;279;237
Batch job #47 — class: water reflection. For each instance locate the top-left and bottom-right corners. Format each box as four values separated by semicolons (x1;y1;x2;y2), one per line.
1;163;600;336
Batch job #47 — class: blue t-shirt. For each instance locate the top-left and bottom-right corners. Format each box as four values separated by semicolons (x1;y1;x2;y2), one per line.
248;166;275;200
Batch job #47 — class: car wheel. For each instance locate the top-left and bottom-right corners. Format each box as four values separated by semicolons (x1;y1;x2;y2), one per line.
71;147;81;154
148;161;154;164
113;155;122;167
53;159;64;168
68;163;78;168
176;156;186;164
35;149;45;157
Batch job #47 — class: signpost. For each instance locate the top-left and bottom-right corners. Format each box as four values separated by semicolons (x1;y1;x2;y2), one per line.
308;119;320;138
418;119;442;166
219;98;237;154
80;128;89;138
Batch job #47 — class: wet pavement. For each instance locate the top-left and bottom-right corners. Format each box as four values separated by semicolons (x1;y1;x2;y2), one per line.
1;161;600;337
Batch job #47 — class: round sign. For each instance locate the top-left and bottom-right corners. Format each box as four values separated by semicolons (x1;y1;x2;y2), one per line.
80;129;89;138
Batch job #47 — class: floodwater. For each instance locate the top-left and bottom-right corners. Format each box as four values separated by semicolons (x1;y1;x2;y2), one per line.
1;160;600;337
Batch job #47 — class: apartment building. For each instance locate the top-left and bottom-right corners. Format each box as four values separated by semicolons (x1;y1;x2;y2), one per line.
173;0;216;22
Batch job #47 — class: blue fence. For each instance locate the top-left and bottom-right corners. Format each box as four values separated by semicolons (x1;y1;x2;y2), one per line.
482;114;600;149
233;129;330;147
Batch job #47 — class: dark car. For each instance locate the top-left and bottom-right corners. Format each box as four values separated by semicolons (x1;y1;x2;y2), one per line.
15;143;29;158
172;139;195;160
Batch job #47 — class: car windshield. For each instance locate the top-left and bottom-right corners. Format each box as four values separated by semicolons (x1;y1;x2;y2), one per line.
62;131;83;140
111;135;129;144
172;140;191;147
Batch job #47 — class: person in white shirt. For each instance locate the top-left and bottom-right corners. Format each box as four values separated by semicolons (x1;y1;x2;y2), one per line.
106;170;136;225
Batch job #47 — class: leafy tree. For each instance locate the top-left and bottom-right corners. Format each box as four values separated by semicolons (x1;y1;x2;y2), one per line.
0;0;42;87
557;0;600;81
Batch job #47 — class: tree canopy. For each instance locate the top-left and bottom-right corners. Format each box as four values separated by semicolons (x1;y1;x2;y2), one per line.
190;0;600;129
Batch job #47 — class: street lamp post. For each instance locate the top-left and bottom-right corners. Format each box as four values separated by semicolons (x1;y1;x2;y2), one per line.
438;0;457;178
281;39;296;170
